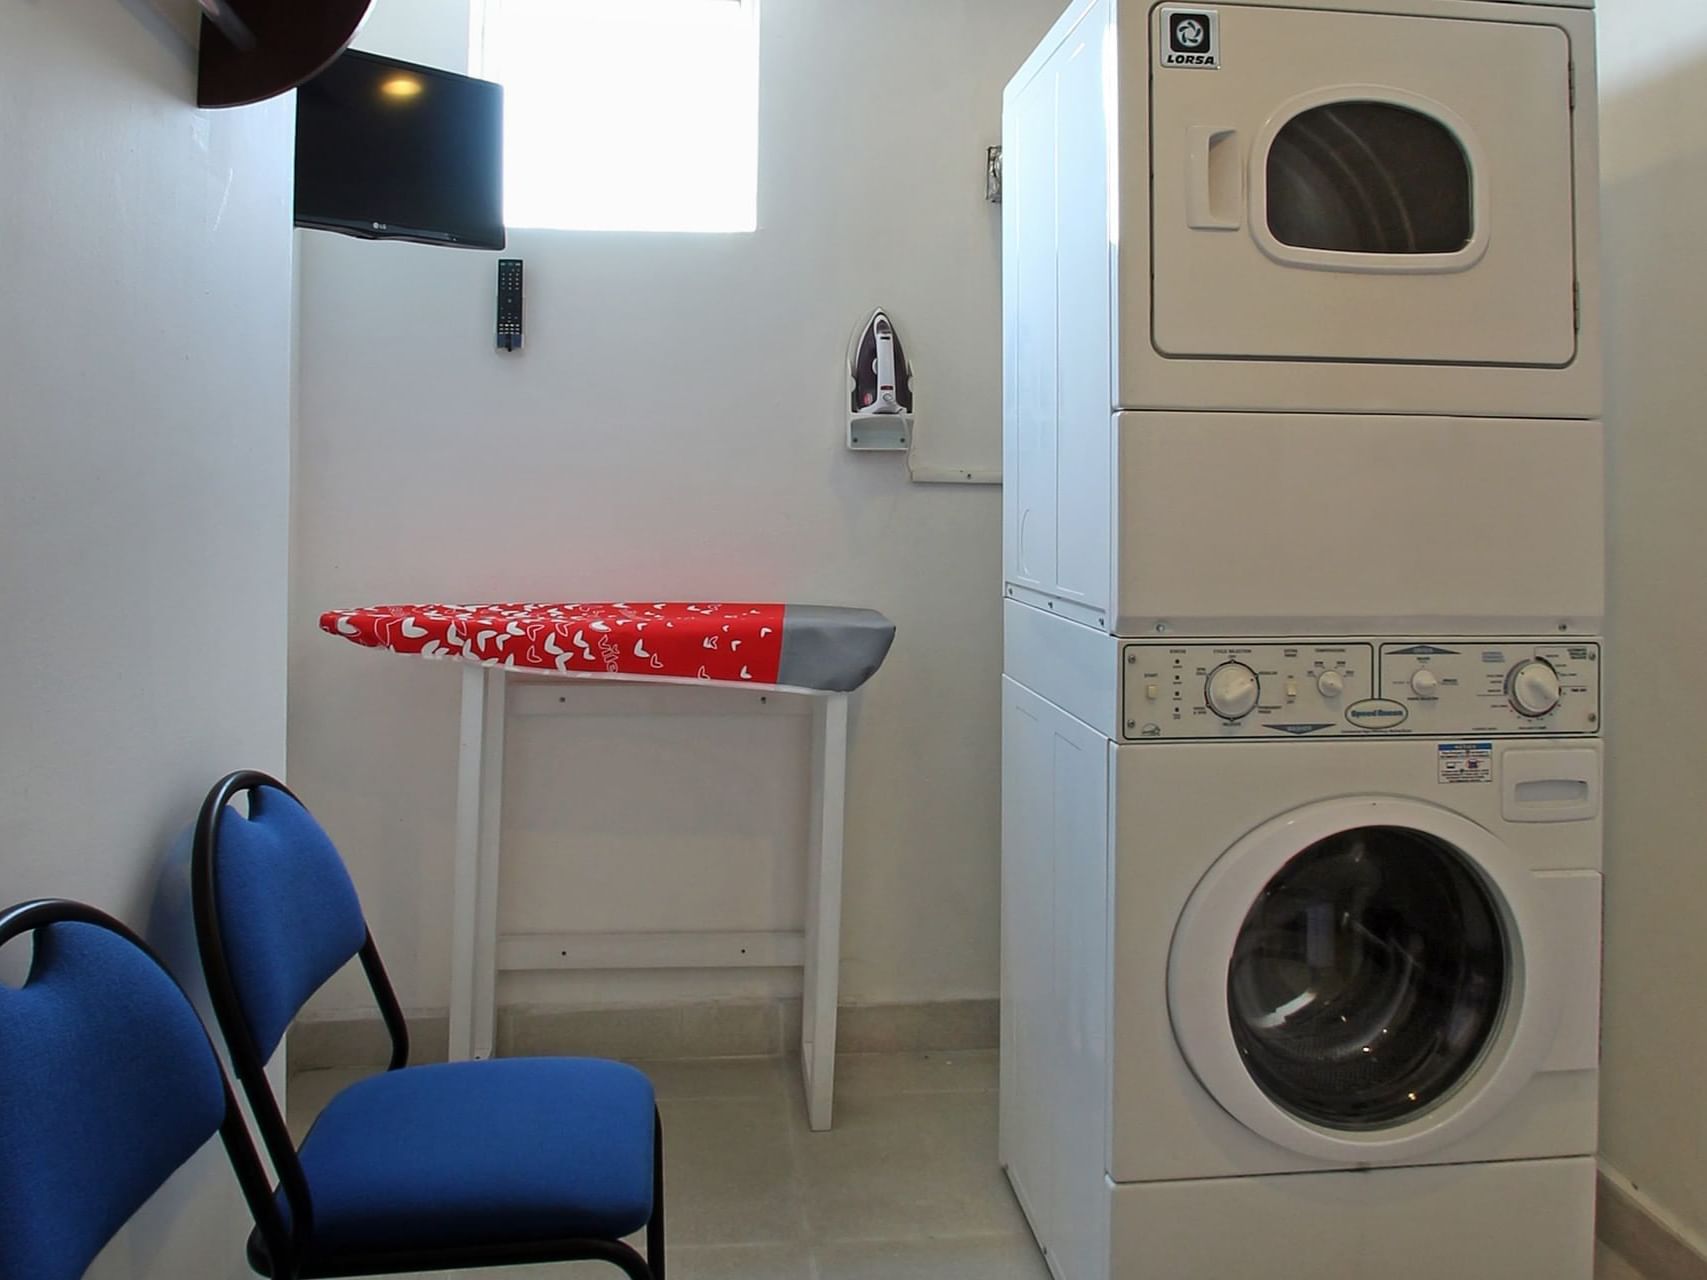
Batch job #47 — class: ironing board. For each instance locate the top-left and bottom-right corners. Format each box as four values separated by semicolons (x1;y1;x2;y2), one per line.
322;601;896;1131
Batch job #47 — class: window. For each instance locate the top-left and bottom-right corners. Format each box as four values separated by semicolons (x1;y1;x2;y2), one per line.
1266;101;1472;255
1227;826;1506;1130
471;0;760;233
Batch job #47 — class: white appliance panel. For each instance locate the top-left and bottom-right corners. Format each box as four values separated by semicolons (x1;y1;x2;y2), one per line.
1123;641;1374;739
1148;5;1578;366
1167;798;1597;1164
1004;2;1115;617
1106;1158;1595;1280
1105;736;1601;1184
1118;638;1601;740
999;680;1113;1280
1110;412;1605;636
1379;640;1601;735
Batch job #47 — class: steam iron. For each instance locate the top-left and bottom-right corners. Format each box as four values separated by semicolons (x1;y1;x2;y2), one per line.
851;310;913;417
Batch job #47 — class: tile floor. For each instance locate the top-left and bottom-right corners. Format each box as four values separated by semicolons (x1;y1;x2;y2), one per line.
287;1051;1650;1280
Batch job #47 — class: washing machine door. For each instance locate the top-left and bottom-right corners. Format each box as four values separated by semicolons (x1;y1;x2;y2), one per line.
1143;3;1579;367
1168;797;1565;1164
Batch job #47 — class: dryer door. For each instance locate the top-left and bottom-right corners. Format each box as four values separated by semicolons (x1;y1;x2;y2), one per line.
1145;4;1578;367
1168;798;1565;1163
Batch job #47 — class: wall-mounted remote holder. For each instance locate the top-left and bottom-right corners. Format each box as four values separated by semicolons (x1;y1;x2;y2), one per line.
497;258;524;352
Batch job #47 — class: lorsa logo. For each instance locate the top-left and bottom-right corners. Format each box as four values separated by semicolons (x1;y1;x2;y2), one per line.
1162;9;1219;68
1172;16;1208;48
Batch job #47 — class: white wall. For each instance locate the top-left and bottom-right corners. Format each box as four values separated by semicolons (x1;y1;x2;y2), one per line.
0;0;293;1274
1597;2;1707;1254
291;0;1059;1018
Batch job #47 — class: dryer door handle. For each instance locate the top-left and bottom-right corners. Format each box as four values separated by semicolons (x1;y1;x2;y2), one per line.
1186;126;1243;231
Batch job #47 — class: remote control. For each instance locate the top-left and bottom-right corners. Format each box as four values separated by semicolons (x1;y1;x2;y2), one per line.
497;258;523;352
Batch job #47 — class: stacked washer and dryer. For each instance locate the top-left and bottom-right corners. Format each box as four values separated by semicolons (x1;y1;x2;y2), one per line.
999;1;1604;1278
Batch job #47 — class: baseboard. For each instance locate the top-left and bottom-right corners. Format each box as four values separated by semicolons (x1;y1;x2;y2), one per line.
1599;1165;1707;1280
288;997;999;1072
289;1012;451;1070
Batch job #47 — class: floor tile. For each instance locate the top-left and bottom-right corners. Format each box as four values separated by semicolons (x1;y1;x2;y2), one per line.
669;1243;814;1279
660;1094;809;1246
292;1053;1628;1280
792;1089;1028;1242
417;1242;811;1280
630;1054;790;1101
816;1235;1048;1280
832;1050;998;1097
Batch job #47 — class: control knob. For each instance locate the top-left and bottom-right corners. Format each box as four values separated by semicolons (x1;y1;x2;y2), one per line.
1206;662;1261;721
1410;669;1441;699
1507;659;1562;718
1316;669;1346;699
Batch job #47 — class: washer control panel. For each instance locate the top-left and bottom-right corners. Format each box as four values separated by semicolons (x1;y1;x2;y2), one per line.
1377;642;1600;736
1120;639;1601;741
1123;644;1374;740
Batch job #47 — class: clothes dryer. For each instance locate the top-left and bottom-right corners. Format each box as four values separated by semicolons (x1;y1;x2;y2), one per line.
1003;0;1601;420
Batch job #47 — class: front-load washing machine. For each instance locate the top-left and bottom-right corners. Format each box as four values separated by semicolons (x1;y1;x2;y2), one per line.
1000;630;1603;1280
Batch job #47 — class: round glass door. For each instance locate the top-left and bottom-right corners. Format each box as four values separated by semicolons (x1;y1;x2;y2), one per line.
1226;826;1506;1130
1266;101;1473;255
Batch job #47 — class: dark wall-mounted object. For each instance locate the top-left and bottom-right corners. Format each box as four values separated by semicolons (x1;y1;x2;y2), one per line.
197;0;376;109
497;260;524;351
295;51;506;251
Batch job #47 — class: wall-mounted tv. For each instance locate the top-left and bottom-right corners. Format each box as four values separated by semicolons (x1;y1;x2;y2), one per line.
296;50;505;251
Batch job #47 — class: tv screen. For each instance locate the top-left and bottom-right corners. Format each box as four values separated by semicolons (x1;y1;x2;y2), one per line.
296;50;505;251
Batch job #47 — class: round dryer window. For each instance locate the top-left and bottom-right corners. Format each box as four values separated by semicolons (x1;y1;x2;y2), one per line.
1227;827;1506;1130
1266;101;1474;256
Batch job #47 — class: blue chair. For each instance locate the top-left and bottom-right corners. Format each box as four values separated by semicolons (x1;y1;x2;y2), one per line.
0;898;291;1280
190;771;666;1279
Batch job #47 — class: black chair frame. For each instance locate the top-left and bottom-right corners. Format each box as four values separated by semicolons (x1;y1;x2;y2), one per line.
0;898;298;1278
192;770;667;1279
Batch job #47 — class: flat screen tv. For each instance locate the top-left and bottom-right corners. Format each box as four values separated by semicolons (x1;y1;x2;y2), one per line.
296;50;505;251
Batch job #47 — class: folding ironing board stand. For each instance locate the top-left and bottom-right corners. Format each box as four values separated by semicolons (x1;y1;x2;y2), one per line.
322;602;896;1131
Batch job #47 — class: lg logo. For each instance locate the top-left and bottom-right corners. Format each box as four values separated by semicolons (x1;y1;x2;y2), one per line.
1162;9;1219;68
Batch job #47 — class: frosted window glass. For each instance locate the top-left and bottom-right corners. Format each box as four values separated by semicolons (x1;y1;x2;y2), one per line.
472;0;759;233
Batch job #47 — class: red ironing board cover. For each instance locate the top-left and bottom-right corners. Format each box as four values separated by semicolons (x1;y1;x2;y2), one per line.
322;602;787;685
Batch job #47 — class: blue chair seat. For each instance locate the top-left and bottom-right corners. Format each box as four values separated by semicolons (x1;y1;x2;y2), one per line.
293;1057;657;1258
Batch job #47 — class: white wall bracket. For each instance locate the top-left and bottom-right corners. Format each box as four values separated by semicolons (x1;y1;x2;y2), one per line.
848;413;913;451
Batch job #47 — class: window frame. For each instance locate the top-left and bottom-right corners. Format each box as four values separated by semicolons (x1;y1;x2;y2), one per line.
1251;86;1490;275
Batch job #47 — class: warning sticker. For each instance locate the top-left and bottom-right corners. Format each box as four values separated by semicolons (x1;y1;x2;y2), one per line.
1159;8;1220;69
1438;742;1494;785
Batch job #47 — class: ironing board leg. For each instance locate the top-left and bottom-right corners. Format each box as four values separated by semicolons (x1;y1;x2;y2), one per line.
801;692;849;1132
450;665;508;1062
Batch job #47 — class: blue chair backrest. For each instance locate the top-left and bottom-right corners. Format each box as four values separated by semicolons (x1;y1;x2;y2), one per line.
0;907;229;1280
204;782;368;1061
